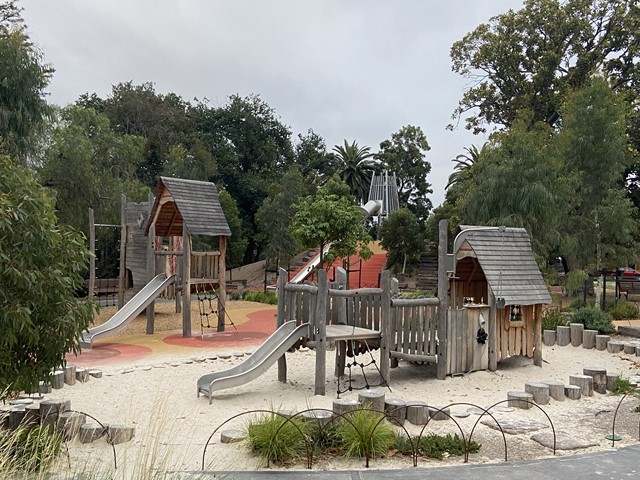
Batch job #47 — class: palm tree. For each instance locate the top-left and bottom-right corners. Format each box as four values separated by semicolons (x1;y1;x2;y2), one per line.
332;140;378;204
445;144;486;191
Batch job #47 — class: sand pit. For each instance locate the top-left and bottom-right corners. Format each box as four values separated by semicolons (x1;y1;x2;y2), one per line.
40;302;640;477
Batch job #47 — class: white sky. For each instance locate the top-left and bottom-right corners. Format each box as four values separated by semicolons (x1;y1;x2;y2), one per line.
20;0;524;207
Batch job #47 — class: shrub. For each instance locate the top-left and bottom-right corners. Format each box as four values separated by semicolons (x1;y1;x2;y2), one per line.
541;308;567;331
399;290;435;299
336;408;396;459
566;270;588;296
606;300;640;320
245;412;309;464
611;377;637;395
572;307;615;334
397;433;480;460
242;290;278;305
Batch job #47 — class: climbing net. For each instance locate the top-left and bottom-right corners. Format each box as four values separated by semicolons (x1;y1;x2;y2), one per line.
336;339;391;397
196;284;238;337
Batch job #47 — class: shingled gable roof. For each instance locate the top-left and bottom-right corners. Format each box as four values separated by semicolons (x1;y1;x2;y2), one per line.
147;177;231;237
454;226;551;306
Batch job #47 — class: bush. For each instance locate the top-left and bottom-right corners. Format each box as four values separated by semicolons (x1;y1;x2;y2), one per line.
245;412;309;464
242;290;278;305
336;408;396;459
541;308;567;331
606;300;640;320
397;433;480;460
566;270;588;296
610;377;636;395
572;307;615;334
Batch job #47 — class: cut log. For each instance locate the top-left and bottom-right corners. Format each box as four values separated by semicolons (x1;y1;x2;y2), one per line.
79;423;106;443
543;330;556;346
507;391;534;409
300;409;333;426
582;330;597;349
428;406;451;421
636;345;640;357
52;370;65;389
623;343;637;355
24;404;41;428
583;367;607;394
524;382;550;405
64;365;76;386
606;373;620;392
541;380;565;401
0;406;12;429
59;411;86;440
564;385;581;400
332;398;361;416
38;381;52;394
595;335;610;351
357;389;385;412
76;367;89;383
8;407;26;429
569;374;593;397
88;369;103;379
220;429;244;444
40;400;62;424
406;401;429;425
570;323;584;347
107;424;135;445
607;341;625;354
556;326;571;346
384;399;406;426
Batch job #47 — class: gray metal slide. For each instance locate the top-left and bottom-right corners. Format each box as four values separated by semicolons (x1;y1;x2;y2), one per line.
79;274;176;348
197;322;310;403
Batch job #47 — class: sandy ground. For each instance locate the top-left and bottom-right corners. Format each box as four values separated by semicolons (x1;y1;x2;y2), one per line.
42;313;640;478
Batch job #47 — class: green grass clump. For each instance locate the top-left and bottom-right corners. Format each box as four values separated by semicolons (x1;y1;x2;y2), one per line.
336;408;396;459
0;425;63;475
397;433;480;460
611;377;637;395
245;412;309;464
399;290;435;299
242;290;278;305
606;300;640;320
541;308;567;331
572;307;615;334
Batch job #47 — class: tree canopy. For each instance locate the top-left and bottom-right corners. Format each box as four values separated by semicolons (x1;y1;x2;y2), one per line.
379;208;424;274
332;140;378;205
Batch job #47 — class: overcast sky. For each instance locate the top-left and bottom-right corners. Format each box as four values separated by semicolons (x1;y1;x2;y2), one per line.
20;0;524;207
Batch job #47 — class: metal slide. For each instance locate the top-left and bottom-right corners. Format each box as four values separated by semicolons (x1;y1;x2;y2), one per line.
197;322;310;403
79;274;176;348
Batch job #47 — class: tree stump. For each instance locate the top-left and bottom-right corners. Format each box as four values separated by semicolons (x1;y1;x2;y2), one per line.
64;364;76;386
52;370;65;389
0;406;12;429
59;411;86;441
595;335;610;351
88;369;102;378
556;326;571;346
277;409;296;418
332;398;361;416
428;406;451;421
76;368;89;383
564;385;581;400
357;389;385;412
79;423;106;443
301;409;333;427
541;380;565;401
38;381;52;394
606;373;620;392
636;345;640;357
24;404;41;428
607;341;625;353
570;323;584;347
507;391;534;409
220;429;244;444
583;367;607;394
384;399;406;426
623;343;637;355
107;424;135;445
582;330;597;349
8;407;26;429
524;382;550;405
569;374;593;397
40;400;63;424
406;401;429;425
543;330;556;346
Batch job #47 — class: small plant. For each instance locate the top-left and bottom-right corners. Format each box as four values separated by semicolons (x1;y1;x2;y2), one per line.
566;269;588;296
399;290;435;299
245;412;309;464
541;308;567;331
336;408;396;459
242;290;278;305
572;307;615;334
611;377;637;395
606;300;640;320
634;404;640;413
0;425;63;474
397;433;480;460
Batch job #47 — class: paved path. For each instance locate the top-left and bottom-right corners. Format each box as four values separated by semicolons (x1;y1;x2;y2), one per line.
186;443;640;479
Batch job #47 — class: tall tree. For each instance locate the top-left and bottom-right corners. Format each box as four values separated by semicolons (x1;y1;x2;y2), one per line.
0;154;96;399
294;129;337;192
332;140;378;204
376;125;432;222
450;0;640;134
379;208;424;274
0;0;53;163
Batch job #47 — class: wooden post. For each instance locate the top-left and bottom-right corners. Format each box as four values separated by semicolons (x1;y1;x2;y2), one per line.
277;268;287;383
488;290;497;371
314;269;328;396
217;236;227;332
334;267;348;378
118;194;127;309
88;208;95;303
182;227;192;338
145;191;155;334
390;277;399;368
533;303;542;366
436;219;449;380
380;270;391;386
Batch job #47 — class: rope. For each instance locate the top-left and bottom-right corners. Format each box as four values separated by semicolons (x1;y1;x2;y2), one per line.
196;283;238;336
336;339;391;397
